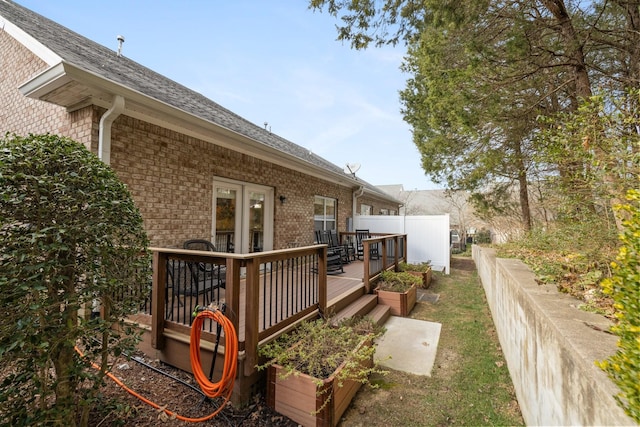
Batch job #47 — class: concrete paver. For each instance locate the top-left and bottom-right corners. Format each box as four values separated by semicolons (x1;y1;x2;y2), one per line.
374;316;441;376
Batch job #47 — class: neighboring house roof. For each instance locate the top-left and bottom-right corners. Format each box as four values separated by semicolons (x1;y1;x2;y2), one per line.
0;0;398;204
377;184;405;195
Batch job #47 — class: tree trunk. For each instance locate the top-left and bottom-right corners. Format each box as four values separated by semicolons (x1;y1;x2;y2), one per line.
540;0;592;102
52;264;79;427
514;142;532;231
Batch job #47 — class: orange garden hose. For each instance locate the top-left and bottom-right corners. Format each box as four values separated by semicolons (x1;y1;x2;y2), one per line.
76;307;238;423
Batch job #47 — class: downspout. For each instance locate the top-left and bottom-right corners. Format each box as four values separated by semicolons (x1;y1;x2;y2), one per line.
91;95;124;318
98;95;125;165
352;185;365;231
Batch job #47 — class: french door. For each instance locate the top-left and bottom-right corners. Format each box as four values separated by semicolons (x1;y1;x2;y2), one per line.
212;179;273;253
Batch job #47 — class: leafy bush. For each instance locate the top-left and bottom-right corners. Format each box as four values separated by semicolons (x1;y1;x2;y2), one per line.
399;261;432;273
377;270;422;292
0;134;150;426
496;219;618;318
257;317;383;384
475;228;492;244
597;190;640;422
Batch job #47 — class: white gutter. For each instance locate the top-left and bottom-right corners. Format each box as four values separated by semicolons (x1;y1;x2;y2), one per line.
98;95;125;165
352;185;365;230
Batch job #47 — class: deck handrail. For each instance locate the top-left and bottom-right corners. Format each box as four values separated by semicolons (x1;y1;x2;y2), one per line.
339;232;407;291
149;245;328;376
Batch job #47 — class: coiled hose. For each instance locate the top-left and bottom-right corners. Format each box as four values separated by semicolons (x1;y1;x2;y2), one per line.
76;307;238;423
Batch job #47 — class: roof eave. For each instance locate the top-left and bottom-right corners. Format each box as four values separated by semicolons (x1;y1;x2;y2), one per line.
18;61;362;188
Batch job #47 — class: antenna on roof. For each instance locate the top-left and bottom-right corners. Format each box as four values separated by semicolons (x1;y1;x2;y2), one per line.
116;35;125;57
344;163;361;178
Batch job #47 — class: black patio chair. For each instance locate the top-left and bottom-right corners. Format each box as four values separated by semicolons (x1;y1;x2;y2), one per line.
313;230;344;274
328;229;351;264
355;229;380;260
183;239;226;290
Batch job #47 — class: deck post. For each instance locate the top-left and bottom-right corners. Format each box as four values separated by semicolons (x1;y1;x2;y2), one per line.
363;241;371;293
243;257;261;375
403;234;408;263
151;250;166;349
381;238;388;271
318;246;328;316
393;235;400;271
225;257;241;352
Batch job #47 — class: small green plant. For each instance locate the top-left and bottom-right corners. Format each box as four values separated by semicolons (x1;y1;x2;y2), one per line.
399;261;432;273
257;316;384;390
377;270;421;292
597;189;640;423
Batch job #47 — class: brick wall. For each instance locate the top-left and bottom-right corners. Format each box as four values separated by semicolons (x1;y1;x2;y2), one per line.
0;32;95;148
109;115;357;248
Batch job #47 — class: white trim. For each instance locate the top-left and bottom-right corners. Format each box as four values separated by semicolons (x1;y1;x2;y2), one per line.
0;14;61;66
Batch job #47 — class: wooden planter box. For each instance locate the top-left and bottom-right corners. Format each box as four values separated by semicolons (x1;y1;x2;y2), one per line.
266;340;372;427
375;283;417;316
407;268;432;289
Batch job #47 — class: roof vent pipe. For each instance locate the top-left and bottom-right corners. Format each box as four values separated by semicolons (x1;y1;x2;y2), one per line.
98;95;125;165
116;35;125;57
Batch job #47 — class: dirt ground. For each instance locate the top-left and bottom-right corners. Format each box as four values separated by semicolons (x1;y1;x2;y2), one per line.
88;352;297;427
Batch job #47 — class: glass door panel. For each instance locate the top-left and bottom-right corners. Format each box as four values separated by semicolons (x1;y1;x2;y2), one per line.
213;185;241;253
248;191;265;253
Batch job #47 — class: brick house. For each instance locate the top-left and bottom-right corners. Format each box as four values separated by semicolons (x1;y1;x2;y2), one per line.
0;0;400;253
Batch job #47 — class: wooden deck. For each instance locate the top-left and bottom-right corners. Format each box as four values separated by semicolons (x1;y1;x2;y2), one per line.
327;261;366;303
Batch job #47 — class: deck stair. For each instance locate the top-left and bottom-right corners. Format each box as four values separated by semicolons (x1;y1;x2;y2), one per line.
328;284;391;327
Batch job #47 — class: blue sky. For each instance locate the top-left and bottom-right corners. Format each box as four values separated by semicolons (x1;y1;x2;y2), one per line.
17;1;437;190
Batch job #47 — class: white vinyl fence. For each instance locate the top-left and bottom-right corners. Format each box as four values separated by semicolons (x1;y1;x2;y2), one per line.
354;214;450;274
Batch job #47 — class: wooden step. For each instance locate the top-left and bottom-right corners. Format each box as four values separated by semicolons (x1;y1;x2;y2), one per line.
330;294;378;325
366;304;391;327
327;283;366;315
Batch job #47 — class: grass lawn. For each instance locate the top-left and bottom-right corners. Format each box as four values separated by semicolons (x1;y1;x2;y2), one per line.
339;256;524;426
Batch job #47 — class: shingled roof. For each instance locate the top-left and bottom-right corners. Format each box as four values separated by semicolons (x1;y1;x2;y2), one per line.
0;0;398;202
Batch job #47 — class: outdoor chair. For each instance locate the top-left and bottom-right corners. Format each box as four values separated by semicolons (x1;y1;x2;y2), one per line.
355;229;380;260
314;230;344;274
182;239;227;293
328;229;351;264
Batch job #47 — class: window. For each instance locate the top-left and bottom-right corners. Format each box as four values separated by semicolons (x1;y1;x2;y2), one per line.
380;208;389;215
314;196;337;231
390;209;397;215
360;204;372;216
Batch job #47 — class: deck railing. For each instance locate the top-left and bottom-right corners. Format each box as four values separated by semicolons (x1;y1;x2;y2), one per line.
340;232;407;292
146;234;406;378
149;245;329;374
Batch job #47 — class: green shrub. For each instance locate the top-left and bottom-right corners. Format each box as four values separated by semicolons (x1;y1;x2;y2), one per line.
399;261;431;273
257;317;385;402
0;134;150;426
597;189;640;423
377;270;422;292
475;228;492;244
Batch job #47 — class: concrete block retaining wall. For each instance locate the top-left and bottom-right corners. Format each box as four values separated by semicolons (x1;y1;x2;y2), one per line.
472;245;635;426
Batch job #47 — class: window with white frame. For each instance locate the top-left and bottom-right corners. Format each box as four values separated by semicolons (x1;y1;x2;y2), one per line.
314;196;337;231
360;204;372;216
380;208;389;215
